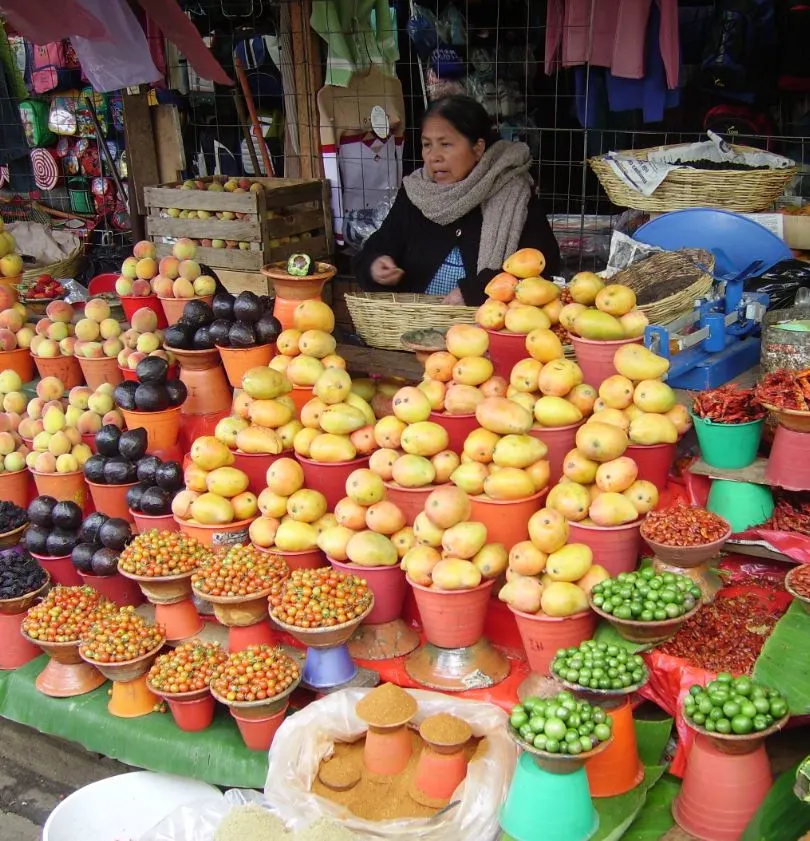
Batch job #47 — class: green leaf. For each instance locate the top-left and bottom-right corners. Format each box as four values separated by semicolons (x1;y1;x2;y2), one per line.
754;601;810;715
635;718;673;767
622;774;680;841
741;763;810;841
594;620;650;654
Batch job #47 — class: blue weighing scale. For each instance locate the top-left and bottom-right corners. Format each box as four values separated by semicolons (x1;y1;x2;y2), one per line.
633;209;793;390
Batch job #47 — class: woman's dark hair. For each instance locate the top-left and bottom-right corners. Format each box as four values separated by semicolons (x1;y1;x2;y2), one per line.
422;95;498;149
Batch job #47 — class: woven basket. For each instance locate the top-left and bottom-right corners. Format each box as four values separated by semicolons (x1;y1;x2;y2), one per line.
344;291;477;351
589;144;797;212
19;239;84;289
611;248;715;325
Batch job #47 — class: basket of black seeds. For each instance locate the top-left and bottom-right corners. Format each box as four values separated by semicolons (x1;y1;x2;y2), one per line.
0;501;29;548
0;547;49;614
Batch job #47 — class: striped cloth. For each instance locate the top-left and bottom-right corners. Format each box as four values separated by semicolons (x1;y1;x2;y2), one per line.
425;246;465;297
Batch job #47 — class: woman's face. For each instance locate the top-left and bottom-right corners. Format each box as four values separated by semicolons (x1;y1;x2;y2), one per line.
421;115;485;184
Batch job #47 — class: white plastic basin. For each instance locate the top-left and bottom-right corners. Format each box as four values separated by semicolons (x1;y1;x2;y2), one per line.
43;771;222;841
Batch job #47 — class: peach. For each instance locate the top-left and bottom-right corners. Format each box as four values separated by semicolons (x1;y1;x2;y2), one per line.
59;337;76;356
102;409;125;428
117;348;131;366
33;451;56;473
172;238;197;261
115;276;134;296
122;328;140;349
68;386;93;409
102;338;123;358
158;256;180;279
132;240;156;260
84;298;111;323
81;342;104;359
99;318;121;339
193;275;216;296
29;335;46;355
0;327;17;350
132;279;152;296
77;410;102;434
130;308;158;333
121;257;139;279
0;308;23;331
151;275;174;297
0;285;15;310
127;351;146;369
46;321;69;342
75;318;101;342
34;318;52;337
177;260;201;281
18;417;39;438
15;326;34;349
2;391;25;414
135;257;157;280
27;396;45;418
36;339;60;358
172;278;195;299
45;300;74;323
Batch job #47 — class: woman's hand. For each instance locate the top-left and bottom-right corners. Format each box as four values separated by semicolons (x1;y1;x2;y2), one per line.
370;255;404;286
442;288;465;305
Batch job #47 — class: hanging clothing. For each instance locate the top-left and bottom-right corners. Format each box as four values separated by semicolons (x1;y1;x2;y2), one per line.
425;247;466;297
545;0;680;90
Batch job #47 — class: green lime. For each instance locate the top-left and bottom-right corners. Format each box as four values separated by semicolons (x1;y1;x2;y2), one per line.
731;715;753;735
544;717;567;741
594;723;611;742
715;718;732;734
722;700;741;719
510;711;528;730
733;677;752;696
528;716;546;734
533;734;548;750
545;738;560;753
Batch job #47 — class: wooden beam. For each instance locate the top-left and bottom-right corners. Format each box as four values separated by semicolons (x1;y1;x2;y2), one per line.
122;91;160;217
289;0;323;180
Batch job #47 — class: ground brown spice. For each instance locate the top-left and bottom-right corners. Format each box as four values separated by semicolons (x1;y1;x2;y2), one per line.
318;755;362;791
419;713;471;747
354;683;417;727
311;732;484;821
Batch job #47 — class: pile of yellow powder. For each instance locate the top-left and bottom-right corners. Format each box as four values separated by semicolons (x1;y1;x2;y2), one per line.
214;804;358;841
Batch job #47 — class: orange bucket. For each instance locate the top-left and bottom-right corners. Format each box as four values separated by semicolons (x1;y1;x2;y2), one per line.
31;552;82;587
77;355;123;391
175;516;254;549
486;329;528;380
155;599;204;642
120;294;168;329
30;469;88;508
585;700;645;796
530;422;584;486
33;354;83;389
383;482;441;527
232;703;288;751
567;520;642;577
428;412;477;454
0;468;29;507
276;547;327;571
130;510;179;534
178;366;231;416
296;455;370;510
78;572;144;606
569;335;642;388
120;406;182;453
468;489;548;552
108;673;160;718
273;295;324;331
409;577;495;648
166;693;216;732
87;480;137;523
290;386;314;417
510;607;596;675
0;611;40;669
228;620;276;652
0;347;34;383
159;295;213;326
232;450;285;495
217;344;275;388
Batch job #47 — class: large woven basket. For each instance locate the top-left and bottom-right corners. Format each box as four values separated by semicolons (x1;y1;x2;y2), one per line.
589;144;796;212
344;291;476;351
611;248;715;325
19;239;84;288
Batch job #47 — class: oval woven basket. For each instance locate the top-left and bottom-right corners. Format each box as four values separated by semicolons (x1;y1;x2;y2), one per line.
589;143;797;212
344;291;477;351
19;239;84;288
610;248;715;325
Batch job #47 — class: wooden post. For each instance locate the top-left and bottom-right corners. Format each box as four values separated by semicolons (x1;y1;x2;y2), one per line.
122;89;161;237
289;0;324;180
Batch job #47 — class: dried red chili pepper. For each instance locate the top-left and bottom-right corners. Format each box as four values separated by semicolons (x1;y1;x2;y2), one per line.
754;370;809;411
641;502;728;546
788;565;810;598
760;492;810;536
691;384;766;423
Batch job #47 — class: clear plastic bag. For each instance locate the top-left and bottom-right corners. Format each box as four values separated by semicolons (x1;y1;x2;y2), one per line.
262;687;514;840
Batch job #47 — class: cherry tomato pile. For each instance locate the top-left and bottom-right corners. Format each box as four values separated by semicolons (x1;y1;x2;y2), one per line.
117;529;210;577
191;544;288;598
210;644;300;703
79;606;165;663
147;641;227;695
269;567;372;629
510;690;613;755
22;586;117;643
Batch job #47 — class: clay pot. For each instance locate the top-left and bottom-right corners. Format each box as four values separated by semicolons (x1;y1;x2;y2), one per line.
29;469;88;508
174;516;254;549
0;347;34;383
468;490;548;552
33;354;83;389
408;578;495;649
77;355;123;390
159;295;213;326
0;468;29;508
217;344;275;389
120;406;183;453
86;480;137;523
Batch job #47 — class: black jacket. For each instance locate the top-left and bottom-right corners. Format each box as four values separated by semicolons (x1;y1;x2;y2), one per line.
353;187;561;306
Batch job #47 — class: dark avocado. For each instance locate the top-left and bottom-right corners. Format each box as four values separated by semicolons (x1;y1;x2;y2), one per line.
46;529;78;557
119;428;148;461
183;299;215;327
136;455;162;484
103;457;136;486
135;356;169;385
233;291;262;323
259;295;275;313
78;511;109;544
51;501;83;531
209;319;232;348
229;320;256;348
91;547;119;577
140;486;173;516
212;291;235;321
126;481;151;512
154;461;183;491
192;325;215;350
95;424;122;457
113;381;139;411
255;312;282;345
134;382;171;412
164;323;194;350
24;524;49;555
98;518;133;551
84;454;108;484
71;542;96;573
165;379;188;407
27;495;57;527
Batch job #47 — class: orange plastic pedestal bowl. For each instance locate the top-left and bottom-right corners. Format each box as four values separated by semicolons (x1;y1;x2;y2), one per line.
77;356;123;390
383;482;443;527
30;470;88;508
217;344;275;389
296;455;370;510
510;607;597;675
409;577;495;648
567;519;643;577
0;347;34;383
86;480;137;523
530;422;584;487
119;407;182;454
468;489;547;552
570;335;642;388
33;354;83;389
486;329;528;380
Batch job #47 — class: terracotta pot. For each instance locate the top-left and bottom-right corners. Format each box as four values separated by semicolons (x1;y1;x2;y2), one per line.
413;744;468;802
86;480;137;523
22;635;105;698
0;347;34;383
33;354;83;389
625;442;676;494
567;519;643;577
130;510;179;535
177;366;232;416
428;411;477;454
364;724;413;776
30;469;88;508
30;552;82;586
0;611;40;669
231;703;288;751
119;406;182;453
175;516;254;549
77;572;144;606
159;295;213;326
273;547;327;571
296;454;370;510
569;335;642;388
383;482;441;527
290;386;314;416
510;607;597;675
217;343;275;389
165;346;221;371
530;422;584;487
468;489;548;552
329;558;406;624
486;329;528;380
232;450;285;495
165;692;216;732
409;577;495;648
0;468;29;507
77;355;123;391
261;260;336;300
120;294;168;329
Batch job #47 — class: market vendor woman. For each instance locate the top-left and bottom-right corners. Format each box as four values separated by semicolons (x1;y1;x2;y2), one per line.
354;95;560;306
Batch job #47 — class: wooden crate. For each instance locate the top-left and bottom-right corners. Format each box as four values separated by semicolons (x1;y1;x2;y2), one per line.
144;176;334;272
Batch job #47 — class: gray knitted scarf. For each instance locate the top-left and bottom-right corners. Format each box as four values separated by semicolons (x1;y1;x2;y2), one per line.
403;140;533;273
